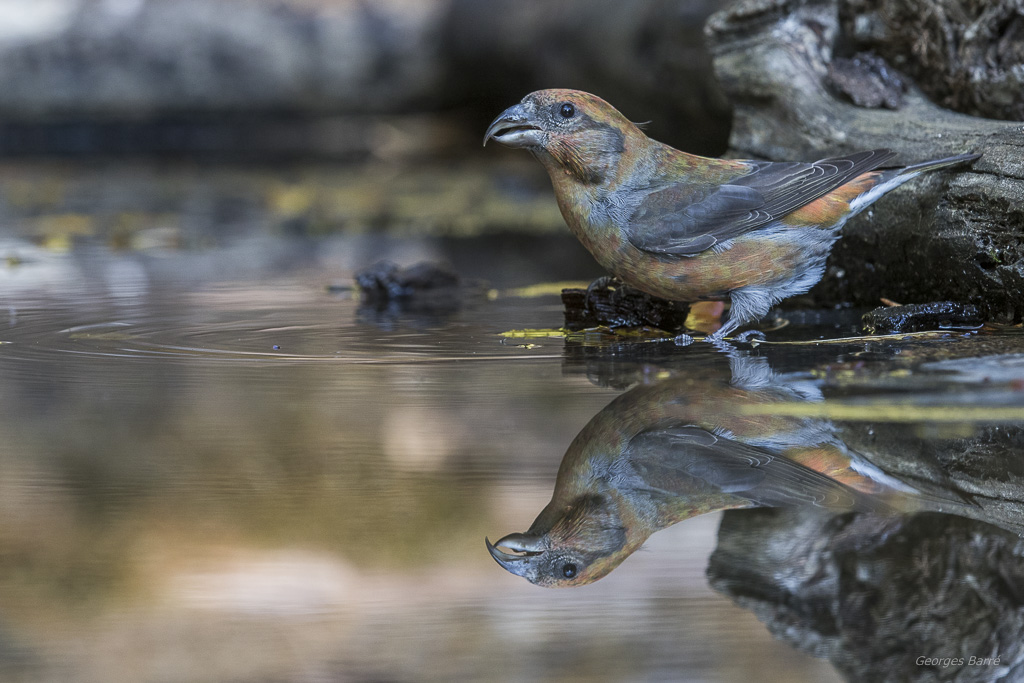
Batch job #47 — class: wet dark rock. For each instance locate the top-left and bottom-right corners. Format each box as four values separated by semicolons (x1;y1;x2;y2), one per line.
355;261;461;302
561;283;689;332
353;261;467;326
826;52;906;109
861;301;983;334
709;508;1024;682
706;0;1024;323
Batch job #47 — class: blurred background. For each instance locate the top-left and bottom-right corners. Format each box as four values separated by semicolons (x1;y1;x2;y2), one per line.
0;0;735;270
0;0;731;156
0;2;850;683
3;3;1023;683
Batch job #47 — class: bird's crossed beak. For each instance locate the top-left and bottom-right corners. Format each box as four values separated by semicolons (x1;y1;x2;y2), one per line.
485;532;545;577
483;103;542;148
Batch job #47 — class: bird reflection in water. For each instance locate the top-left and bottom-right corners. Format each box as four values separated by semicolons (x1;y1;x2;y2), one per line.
487;354;969;587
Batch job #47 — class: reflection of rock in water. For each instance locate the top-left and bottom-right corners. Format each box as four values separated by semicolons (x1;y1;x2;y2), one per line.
708;508;1024;682
839;421;1024;535
701;351;1024;679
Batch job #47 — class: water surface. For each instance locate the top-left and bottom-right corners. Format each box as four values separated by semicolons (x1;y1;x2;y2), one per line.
0;226;1021;682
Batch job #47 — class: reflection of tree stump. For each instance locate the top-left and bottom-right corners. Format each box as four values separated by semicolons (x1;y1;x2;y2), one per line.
708;508;1024;682
705;0;1024;321
838;420;1024;526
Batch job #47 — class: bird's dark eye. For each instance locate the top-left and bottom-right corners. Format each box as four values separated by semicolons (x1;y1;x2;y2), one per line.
562;563;578;579
559;103;576;119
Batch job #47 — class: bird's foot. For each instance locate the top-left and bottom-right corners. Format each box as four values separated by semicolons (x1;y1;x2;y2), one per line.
584;276;623;313
703;329;730;344
735;330;767;344
700;324;748;356
585;276;620;296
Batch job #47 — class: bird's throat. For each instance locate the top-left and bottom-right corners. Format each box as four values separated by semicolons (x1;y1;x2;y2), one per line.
540;141;606;185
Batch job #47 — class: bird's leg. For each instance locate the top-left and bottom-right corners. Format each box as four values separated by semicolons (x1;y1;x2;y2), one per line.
708;336;746;357
703;317;740;343
704;287;773;343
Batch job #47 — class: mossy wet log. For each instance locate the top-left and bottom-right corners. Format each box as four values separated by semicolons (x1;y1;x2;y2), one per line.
839;0;1024;122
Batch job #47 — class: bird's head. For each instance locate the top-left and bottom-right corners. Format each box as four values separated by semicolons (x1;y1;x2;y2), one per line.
483;89;644;186
486;493;646;588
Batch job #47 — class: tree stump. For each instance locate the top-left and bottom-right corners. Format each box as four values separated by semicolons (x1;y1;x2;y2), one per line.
705;0;1024;322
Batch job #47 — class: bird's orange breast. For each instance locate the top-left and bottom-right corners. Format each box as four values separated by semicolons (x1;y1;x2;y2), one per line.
599;237;808;301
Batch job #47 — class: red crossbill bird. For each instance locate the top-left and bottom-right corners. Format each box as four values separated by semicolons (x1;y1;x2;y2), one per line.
486;356;970;587
484;89;980;341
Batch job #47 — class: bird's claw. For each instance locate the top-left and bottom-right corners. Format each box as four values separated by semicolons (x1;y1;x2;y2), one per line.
584;276;622;313
585;276;619;295
735;330;767;344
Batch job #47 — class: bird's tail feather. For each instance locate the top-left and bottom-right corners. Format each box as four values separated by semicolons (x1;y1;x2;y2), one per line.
898;152;981;177
847;152;979;216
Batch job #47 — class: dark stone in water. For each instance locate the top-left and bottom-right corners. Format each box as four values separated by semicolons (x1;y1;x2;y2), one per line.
355;261;461;302
862;301;983;334
562;281;690;332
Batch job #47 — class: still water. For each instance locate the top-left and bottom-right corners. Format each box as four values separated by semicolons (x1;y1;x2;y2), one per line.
0;226;1022;681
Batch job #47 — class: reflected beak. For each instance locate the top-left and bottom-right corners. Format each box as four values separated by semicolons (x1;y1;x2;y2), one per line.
485;533;545;577
483;103;543;148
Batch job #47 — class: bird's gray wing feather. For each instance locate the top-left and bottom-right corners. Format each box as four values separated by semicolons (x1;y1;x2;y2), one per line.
624;425;888;511
625;149;897;256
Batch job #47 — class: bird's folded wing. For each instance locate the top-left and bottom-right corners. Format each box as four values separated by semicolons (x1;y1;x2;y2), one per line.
624;425;890;512
625;149;897;255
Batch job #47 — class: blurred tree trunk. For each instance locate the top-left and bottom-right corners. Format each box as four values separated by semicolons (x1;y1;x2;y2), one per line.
0;0;732;156
444;0;732;156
